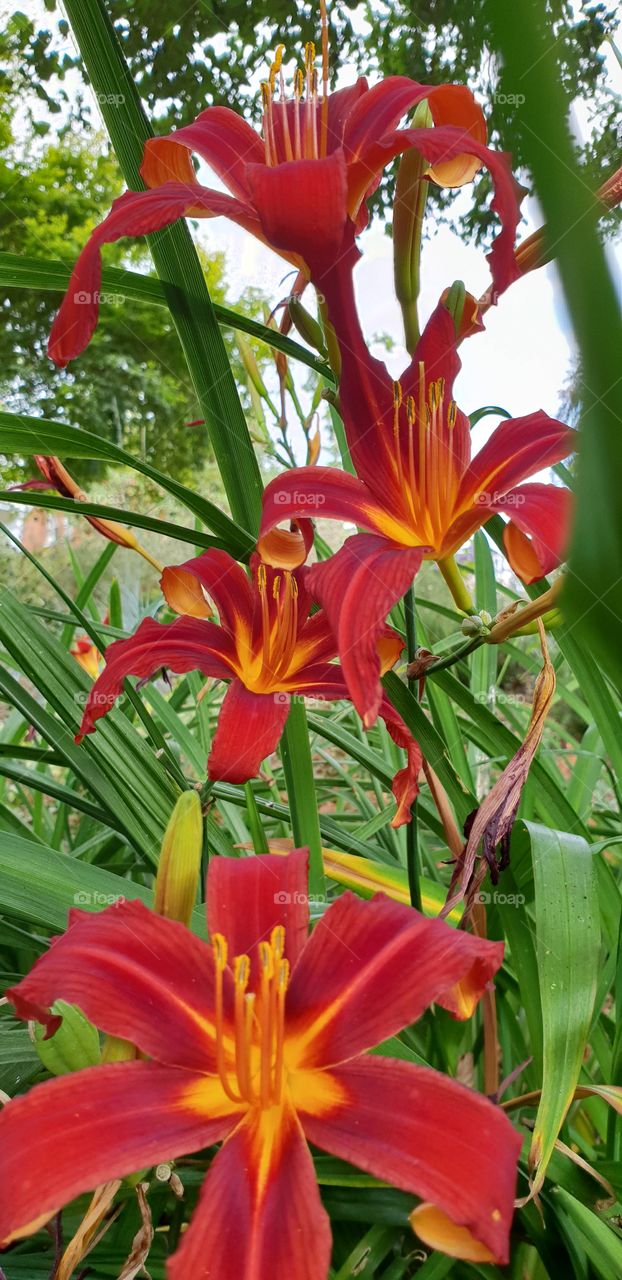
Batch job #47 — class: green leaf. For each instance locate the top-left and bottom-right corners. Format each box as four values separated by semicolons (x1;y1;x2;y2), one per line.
0;586;179;859
523;821;600;1193
0;490;226;552
552;1187;622;1280
280;700;325;899
0;410;252;557
0;832;207;937
0;251;334;382
488;0;622;692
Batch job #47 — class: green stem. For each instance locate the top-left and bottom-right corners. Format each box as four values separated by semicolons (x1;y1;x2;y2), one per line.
437;555;475;614
404;585;422;912
244;781;270;856
280;699;325;901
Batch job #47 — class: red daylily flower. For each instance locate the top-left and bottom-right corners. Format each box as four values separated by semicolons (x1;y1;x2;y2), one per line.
259;287;575;724
76;546;422;827
48;27;521;367
0;849;521;1274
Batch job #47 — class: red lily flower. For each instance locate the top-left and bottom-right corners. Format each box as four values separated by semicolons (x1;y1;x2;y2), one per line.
258;288;575;724
48;25;521;367
0;849;521;1273
75;546;422;827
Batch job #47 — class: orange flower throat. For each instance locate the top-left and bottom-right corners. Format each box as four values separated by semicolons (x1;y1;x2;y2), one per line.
390;372;462;553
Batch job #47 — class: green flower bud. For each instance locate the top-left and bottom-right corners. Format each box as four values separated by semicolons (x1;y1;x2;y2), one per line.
153;791;203;927
32;999;100;1075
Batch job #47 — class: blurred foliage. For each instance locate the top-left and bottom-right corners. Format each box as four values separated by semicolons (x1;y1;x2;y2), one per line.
0;27;272;486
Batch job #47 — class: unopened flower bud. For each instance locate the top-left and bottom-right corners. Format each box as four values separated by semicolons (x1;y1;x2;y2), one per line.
31;1000;100;1075
288;297;328;359
461;612;491;638
153;791;203;926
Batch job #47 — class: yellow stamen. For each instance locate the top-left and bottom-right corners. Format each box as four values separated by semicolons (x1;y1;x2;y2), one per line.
273;959;289;1103
211;930;290;1110
392;380;405;493
234;955;255;1103
212;934;241;1103
259;941;275;1108
320;0;330;155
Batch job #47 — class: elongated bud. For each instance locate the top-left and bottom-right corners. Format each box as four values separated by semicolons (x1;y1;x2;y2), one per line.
31;999;100;1075
288;297;328;358
237;332;270;399
393;100;434;353
153;791;203;926
30;455;162;571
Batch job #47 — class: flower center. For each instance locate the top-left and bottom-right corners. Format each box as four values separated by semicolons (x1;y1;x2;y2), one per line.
391;372;460;552
260;0;330;164
212;928;290;1109
251;563;300;692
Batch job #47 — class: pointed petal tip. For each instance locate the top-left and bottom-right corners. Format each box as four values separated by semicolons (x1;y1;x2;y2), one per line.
410;1202;504;1264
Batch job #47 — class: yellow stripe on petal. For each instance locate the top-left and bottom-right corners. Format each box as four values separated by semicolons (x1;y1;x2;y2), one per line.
178;1073;246;1123
2;1209;57;1246
410;1203;497;1263
287;1067;348;1117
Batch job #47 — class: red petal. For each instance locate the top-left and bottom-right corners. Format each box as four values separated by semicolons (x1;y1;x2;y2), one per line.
458;411;575;507
161;548;254;637
246;151;348;277
424;85;487;186
258;467;395;553
378;694;423;827
48;184;262;366
6;899;232;1071
140;107;264;200
344;76;436;163
496;483;573;583
285;892;503;1067
168;1102;331;1280
308;535;425;726
296;1056;520;1265
287;612;337;674
207;847;309;978
349;124;522;298
344;78;487;207
259;517;315;570
0;1061;237;1247
314;239;413;505
326;78;369;149
207;679;291;784
77;616;235;740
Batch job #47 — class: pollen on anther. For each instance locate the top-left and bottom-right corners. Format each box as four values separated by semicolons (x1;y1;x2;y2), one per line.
393;380;403;408
212;932;228;970
271;924;286;959
259;940;275;978
234;953;250;990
